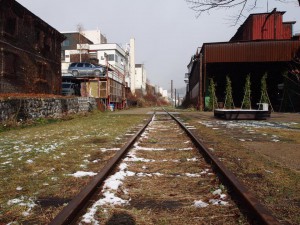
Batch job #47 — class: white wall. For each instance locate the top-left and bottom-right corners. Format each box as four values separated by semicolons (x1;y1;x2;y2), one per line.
83;30;101;44
89;44;126;75
162;90;168;98
135;64;147;94
129;38;135;94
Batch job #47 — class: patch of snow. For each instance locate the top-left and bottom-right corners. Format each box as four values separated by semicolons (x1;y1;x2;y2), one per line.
81;162;134;223
209;199;229;206
133;143;166;151
69;171;97;178
194;200;209;208
187;158;198;162
185;173;201;177
100;147;120;152
212;189;222;195
7;196;36;216
26;159;34;164
178;147;193;151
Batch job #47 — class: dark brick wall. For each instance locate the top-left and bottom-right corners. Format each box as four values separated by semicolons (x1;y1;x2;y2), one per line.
0;0;65;94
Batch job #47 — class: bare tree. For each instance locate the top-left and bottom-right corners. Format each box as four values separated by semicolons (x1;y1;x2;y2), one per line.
186;0;300;25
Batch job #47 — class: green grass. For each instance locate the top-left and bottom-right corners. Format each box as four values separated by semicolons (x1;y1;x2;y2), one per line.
0;111;149;223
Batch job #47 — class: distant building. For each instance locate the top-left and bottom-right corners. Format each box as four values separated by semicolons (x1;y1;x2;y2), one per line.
61;31;128;109
129;38;136;94
184;9;300;112
0;0;65;94
135;64;147;94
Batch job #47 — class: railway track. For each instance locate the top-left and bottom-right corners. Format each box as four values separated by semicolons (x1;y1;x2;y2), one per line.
50;110;280;225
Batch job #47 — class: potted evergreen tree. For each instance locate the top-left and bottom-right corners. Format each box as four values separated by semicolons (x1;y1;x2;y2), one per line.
207;78;218;111
224;76;235;109
241;74;251;109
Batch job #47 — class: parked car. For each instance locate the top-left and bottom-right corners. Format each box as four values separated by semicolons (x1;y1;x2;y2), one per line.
62;82;77;96
68;62;105;77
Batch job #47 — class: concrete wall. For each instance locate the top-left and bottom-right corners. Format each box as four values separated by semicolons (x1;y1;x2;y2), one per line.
0;97;97;122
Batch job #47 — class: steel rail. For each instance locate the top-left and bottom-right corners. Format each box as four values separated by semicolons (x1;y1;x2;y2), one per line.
49;114;155;225
167;111;281;225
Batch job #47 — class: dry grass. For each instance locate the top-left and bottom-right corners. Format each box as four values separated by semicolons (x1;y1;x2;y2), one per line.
0;111;149;224
180;112;300;225
78;114;248;225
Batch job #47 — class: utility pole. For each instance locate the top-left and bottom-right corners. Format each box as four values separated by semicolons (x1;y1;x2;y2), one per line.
171;80;173;100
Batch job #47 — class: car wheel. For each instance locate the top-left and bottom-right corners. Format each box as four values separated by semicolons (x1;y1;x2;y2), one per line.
94;70;100;76
72;70;79;76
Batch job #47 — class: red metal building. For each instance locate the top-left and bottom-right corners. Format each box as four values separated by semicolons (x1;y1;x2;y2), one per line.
184;9;300;112
230;9;295;41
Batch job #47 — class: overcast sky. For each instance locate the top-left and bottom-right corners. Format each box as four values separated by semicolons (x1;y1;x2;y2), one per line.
17;0;300;93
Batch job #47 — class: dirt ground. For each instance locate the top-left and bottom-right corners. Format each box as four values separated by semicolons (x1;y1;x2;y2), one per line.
185;111;300;173
115;108;300;172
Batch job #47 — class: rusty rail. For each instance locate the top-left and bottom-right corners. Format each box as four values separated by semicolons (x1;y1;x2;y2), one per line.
167;111;281;225
49;114;154;225
51;109;281;225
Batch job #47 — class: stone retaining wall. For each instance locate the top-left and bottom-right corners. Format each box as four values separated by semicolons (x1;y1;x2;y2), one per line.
0;97;97;122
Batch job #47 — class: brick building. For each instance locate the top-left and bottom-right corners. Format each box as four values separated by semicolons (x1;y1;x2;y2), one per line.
0;0;65;94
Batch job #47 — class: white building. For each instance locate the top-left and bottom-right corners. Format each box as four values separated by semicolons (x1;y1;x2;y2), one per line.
129;38;136;94
135;64;147;94
61;30;139;95
162;89;168;98
83;29;107;44
89;44;126;73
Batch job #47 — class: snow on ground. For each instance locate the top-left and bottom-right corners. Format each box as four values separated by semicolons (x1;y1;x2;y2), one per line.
68;171;97;178
0;136;65;169
100;147;120;152
80;142;225;223
194;188;229;208
199;120;298;130
7;196;36;217
197;120;297;143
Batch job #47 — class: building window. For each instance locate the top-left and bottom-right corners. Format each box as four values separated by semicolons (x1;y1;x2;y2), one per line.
89;52;97;59
62;40;70;47
108;54;114;61
115;54;118;62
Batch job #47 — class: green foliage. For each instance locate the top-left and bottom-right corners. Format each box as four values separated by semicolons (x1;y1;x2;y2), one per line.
224;76;235;109
260;73;269;103
207;78;218;111
241;74;251;109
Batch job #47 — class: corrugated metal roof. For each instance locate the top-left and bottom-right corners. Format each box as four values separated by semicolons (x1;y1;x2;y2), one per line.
202;40;300;63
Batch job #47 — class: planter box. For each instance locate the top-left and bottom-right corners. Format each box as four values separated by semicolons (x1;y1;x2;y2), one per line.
214;109;271;120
